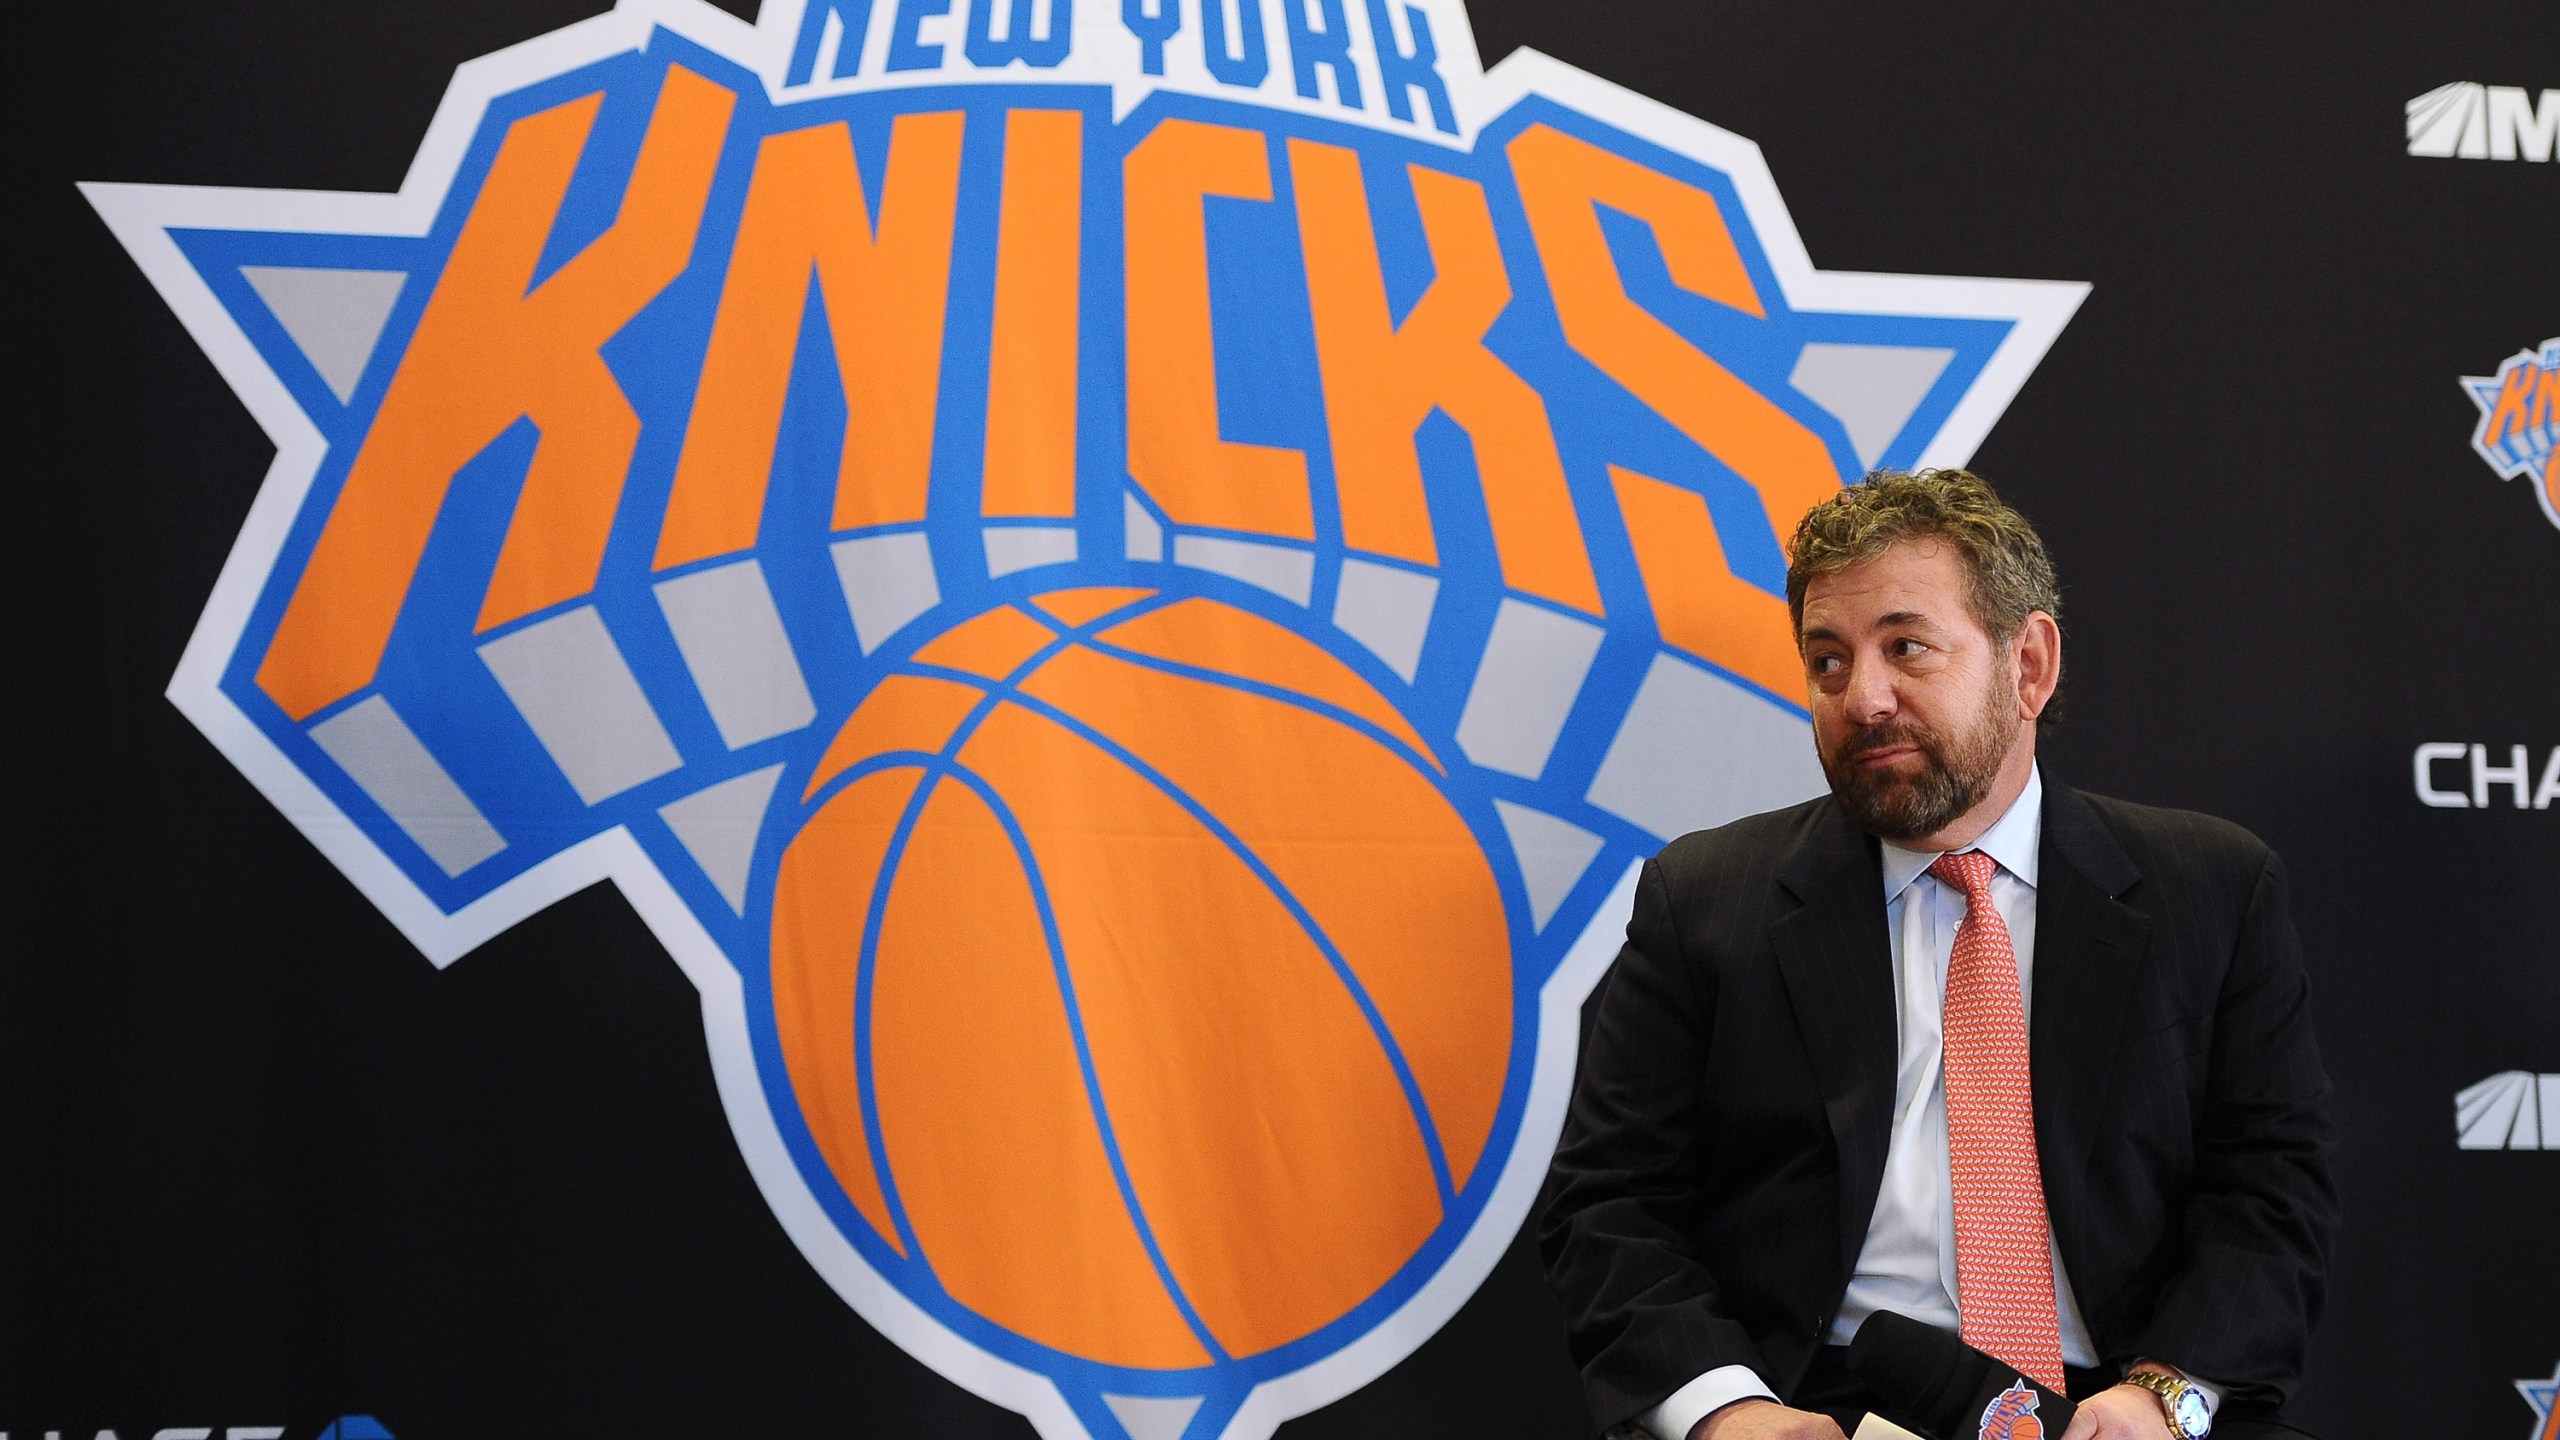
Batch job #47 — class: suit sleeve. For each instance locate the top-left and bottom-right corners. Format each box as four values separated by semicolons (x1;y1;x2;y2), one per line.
1540;857;1769;1431
2126;849;2339;1408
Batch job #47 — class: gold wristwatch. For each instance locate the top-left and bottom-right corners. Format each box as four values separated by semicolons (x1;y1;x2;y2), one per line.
2123;1370;2213;1439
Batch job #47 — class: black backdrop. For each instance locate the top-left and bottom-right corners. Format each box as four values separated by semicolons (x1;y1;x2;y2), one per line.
11;3;2556;1437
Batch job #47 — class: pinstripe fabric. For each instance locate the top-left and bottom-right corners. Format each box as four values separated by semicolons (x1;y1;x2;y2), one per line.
1930;850;2067;1391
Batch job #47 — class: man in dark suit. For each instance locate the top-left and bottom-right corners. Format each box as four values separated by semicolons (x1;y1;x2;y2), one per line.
1541;470;2335;1440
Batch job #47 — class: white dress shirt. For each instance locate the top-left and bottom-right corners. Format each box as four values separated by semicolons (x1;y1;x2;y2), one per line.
1645;768;2219;1439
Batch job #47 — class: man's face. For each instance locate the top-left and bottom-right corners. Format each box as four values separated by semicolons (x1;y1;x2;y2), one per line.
1798;540;2027;843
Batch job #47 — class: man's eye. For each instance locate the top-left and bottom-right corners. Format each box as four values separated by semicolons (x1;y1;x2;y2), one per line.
1809;654;1842;675
1891;638;1929;658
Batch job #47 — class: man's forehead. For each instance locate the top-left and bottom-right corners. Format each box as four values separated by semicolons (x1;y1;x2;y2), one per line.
1800;540;1971;625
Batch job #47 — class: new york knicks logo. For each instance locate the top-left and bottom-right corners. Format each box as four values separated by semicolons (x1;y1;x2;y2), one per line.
1977;1381;2045;1440
84;3;2081;1435
2465;338;2560;533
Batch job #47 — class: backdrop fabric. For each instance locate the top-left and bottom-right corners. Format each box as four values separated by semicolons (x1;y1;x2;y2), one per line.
9;3;2555;1438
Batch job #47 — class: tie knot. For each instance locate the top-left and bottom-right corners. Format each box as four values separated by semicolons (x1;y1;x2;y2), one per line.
1928;849;1998;898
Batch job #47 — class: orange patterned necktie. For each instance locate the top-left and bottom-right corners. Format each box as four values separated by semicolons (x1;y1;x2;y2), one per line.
1928;850;2068;1391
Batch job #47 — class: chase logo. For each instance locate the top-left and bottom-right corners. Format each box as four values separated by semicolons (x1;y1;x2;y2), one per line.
84;3;2081;1437
2464;339;2560;533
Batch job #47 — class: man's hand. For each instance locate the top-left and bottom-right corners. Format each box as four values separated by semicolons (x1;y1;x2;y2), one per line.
2058;1384;2172;1440
1691;1399;1848;1440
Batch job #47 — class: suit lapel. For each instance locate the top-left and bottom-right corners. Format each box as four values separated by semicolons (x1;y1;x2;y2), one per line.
1769;802;1899;1275
2030;780;2150;1236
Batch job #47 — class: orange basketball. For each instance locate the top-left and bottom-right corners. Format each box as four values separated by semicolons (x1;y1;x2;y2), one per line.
768;587;1513;1368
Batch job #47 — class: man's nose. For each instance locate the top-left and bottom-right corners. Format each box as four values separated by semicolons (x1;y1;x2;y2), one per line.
1842;654;1898;724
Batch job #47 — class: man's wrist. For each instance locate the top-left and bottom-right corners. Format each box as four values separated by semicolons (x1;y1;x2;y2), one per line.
1699;1393;1802;1434
2126;1360;2182;1381
1689;1397;1774;1440
2127;1357;2221;1413
2119;1364;2214;1438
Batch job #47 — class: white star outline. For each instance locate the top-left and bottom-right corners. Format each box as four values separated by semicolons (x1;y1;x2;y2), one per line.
2519;1361;2560;1440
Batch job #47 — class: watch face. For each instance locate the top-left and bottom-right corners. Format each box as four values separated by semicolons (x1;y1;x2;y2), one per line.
2175;1389;2213;1435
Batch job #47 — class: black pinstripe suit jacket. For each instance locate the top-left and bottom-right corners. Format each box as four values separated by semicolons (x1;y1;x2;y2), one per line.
1539;780;2337;1433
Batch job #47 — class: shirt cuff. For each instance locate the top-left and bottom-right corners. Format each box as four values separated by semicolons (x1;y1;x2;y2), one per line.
1644;1365;1780;1440
2184;1373;2224;1417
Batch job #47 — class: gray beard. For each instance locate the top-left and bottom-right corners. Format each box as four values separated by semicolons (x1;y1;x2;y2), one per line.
1827;741;1987;841
1821;684;2018;843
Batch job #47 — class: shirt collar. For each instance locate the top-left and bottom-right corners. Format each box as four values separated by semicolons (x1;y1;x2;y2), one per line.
1878;763;2044;903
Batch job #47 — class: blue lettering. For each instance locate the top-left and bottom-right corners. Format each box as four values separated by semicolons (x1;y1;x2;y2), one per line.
966;0;1075;68
1122;0;1180;76
787;0;880;83
1201;0;1270;89
886;0;954;71
1284;0;1363;110
1363;0;1455;133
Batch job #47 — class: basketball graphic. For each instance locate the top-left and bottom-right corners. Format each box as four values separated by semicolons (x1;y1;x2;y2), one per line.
771;588;1511;1367
91;0;2082;1432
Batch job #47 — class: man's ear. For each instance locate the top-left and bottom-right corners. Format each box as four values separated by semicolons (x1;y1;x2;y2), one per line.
2013;610;2061;721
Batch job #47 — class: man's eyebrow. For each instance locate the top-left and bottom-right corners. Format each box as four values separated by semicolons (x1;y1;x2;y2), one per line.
1801;611;1950;643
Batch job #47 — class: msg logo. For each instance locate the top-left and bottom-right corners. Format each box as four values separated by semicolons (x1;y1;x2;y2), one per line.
85;2;2080;1436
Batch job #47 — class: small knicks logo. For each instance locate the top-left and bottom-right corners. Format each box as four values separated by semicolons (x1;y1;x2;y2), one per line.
84;2;2081;1437
2464;338;2560;533
2520;1361;2560;1440
1978;1380;2046;1440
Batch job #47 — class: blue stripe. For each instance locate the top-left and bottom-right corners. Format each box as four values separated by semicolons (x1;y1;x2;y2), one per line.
928;759;1234;1365
1074;633;1443;778
972;683;1459;1207
850;663;1038;1270
851;758;939;1264
832;617;1231;1356
847;670;1030;1269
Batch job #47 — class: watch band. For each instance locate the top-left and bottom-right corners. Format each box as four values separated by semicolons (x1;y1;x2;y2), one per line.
2121;1370;2210;1439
